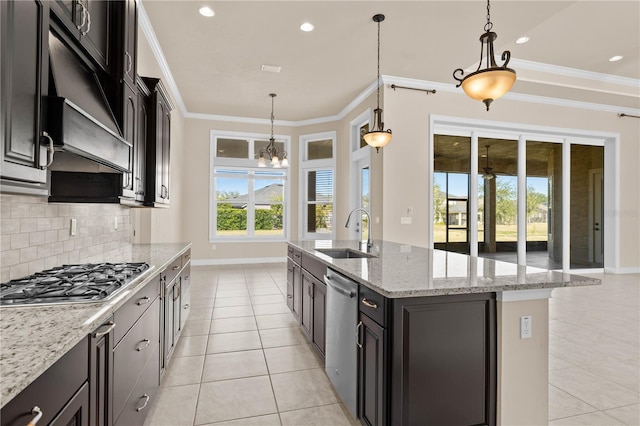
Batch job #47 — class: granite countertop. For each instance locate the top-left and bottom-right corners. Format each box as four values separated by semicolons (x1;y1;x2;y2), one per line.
0;242;191;409
288;240;600;298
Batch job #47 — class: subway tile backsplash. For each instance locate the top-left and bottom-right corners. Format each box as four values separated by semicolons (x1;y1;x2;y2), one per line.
0;194;132;282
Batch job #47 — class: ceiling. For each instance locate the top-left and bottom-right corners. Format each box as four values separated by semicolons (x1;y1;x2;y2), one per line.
140;1;640;122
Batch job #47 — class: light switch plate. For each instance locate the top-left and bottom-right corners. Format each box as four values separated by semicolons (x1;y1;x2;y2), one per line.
400;217;412;225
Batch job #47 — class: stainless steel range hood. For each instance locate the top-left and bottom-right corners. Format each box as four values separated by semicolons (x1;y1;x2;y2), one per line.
46;31;131;173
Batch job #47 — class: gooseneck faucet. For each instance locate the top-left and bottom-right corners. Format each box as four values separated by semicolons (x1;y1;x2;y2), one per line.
345;208;372;251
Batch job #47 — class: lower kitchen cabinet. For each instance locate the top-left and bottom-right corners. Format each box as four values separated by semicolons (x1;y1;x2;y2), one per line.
89;317;115;426
0;338;89;426
299;262;327;358
113;349;159;426
358;313;386;426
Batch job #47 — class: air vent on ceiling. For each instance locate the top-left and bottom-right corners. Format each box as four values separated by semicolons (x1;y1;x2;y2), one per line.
261;64;282;73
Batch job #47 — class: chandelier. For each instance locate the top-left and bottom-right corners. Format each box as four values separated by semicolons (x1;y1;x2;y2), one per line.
362;14;392;152
453;0;516;111
258;93;288;168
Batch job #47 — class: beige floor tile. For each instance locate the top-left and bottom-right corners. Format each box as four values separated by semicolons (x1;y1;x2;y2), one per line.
270;368;339;412
604;404;640;425
204;414;281;425
191;289;217;299
249;286;283;296
143;384;199;426
246;280;279;288
210;316;257;334
549;411;626;425
215;296;252;307
259;327;308;349
581;360;640;392
195;376;277;424
173;335;209;357
189;307;214;321
264;344;322;374
162;355;205;387
207;330;262;354
216;289;251;298
182;320;211;336
251;294;286;305
549;385;597;420
256;313;298;330
189;297;215;309
280;403;357;425
212;305;254;319
216;282;248;291
202;350;268;382
253;303;291;316
549;354;575;371
550;367;640;410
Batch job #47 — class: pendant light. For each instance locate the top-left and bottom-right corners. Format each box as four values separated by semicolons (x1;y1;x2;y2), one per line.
258;93;288;168
362;14;392;152
453;0;516;111
482;145;496;180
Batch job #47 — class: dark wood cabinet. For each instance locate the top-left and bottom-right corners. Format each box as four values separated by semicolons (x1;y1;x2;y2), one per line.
286;256;302;322
89;318;115;426
120;81;137;200
312;278;327;357
141;77;172;207
301;270;313;339
134;77;149;203
112;0;137;87
50;382;89;426
50;0;111;72
358;312;386;426
0;0;49;195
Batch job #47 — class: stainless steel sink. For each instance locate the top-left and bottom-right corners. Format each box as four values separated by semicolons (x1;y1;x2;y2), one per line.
316;248;377;259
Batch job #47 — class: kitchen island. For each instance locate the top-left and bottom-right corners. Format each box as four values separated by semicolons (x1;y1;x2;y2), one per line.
0;242;191;423
287;240;600;426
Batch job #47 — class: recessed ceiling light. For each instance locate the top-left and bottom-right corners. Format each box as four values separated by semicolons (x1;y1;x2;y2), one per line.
199;6;214;17
609;55;623;62
300;22;314;32
516;36;530;44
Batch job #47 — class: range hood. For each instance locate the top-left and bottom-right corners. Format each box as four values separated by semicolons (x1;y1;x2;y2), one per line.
46;31;131;173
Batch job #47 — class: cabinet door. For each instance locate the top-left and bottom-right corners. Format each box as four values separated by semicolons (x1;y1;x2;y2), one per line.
312;279;327;357
172;278;182;340
121;82;137;199
286;260;294;312
300;271;313;339
89;319;114;426
0;0;48;189
122;0;137;86
358;313;386;426
50;382;90;426
134;86;148;202
292;263;302;322
160;100;171;204
78;0;110;71
163;280;176;366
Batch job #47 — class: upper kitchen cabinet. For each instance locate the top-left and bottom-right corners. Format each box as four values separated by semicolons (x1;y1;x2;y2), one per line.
141;77;173;208
49;0;111;72
0;0;50;196
112;0;137;87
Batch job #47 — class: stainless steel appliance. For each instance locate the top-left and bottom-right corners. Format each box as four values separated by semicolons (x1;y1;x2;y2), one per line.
324;268;358;417
0;262;150;306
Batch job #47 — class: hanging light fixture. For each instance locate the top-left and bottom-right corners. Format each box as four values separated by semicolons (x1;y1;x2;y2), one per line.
482;145;497;180
258;93;288;168
362;14;392;153
453;0;516;111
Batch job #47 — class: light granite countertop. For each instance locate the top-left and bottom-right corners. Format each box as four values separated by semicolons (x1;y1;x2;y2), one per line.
288;240;600;298
0;242;191;408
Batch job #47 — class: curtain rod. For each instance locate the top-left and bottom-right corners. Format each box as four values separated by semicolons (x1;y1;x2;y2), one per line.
390;84;436;94
618;113;640;119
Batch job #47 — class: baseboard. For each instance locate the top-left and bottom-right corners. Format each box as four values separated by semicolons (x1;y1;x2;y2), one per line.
604;266;640;274
192;257;287;266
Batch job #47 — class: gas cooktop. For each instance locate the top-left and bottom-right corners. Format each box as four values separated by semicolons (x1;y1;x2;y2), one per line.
0;262;150;306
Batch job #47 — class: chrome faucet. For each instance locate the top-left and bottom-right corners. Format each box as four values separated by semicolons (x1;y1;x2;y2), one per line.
345;208;372;252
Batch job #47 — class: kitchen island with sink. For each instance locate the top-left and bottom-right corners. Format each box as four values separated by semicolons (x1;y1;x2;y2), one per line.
0;242;191;426
287;239;600;426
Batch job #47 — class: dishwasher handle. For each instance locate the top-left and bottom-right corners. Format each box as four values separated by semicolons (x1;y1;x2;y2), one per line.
324;275;356;298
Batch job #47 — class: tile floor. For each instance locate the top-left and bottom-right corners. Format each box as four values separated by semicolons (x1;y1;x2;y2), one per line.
144;264;639;426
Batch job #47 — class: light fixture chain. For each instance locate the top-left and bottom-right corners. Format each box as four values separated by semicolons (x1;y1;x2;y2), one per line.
270;94;275;140
376;19;381;110
485;0;493;32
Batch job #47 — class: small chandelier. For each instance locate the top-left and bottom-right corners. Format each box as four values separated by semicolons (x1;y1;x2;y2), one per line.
453;0;516;111
258;93;288;168
362;14;392;153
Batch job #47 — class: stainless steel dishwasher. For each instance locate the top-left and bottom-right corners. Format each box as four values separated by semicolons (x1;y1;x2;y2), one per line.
324;268;358;417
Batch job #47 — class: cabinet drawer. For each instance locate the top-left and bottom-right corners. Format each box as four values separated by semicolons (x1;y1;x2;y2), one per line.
181;248;191;268
114;275;160;345
114;344;159;426
301;252;326;282
181;262;191;293
288;245;301;263
0;338;88;426
359;285;387;327
113;298;160;421
164;255;182;284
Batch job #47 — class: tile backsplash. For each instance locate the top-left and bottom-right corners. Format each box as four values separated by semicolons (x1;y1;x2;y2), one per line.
0;194;132;282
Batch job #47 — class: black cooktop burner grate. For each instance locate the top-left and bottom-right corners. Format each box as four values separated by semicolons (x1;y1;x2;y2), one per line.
1;262;149;306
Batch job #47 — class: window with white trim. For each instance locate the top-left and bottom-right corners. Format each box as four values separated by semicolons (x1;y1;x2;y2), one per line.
210;131;290;241
299;132;336;239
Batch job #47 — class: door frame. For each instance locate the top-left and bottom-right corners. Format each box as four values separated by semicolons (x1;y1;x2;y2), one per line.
588;168;604;264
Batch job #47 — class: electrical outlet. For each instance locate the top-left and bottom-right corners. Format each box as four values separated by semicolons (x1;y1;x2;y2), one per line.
400;217;412;225
520;315;532;339
70;218;77;236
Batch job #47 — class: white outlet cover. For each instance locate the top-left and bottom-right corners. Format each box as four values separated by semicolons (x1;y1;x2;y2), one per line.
520;315;532;339
400;217;412;225
70;218;77;236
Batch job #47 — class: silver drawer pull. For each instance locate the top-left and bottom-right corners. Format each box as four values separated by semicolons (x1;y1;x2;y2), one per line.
93;321;116;338
356;321;363;349
183;304;190;310
287;294;293;298
172;265;180;271
184;254;191;260
27;406;43;426
136;296;150;306
136;339;151;351
361;298;378;309
136;394;150;412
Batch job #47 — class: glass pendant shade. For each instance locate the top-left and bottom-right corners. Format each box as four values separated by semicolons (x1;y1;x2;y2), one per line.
362;108;392;151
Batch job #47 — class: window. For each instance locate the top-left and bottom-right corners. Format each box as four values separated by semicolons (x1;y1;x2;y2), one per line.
299;132;336;239
210;131;290;241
